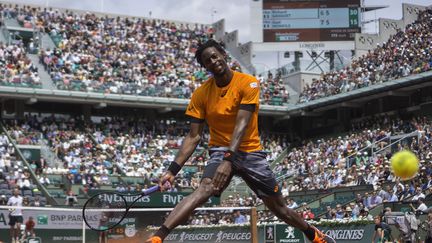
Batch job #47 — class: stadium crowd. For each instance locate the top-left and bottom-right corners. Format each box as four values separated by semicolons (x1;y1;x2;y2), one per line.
204;115;431;222
0;42;41;87
258;70;289;105
299;9;432;103
0;132;47;208
38;13;210;98
2;4;432;106
6;113;431;213
3;111;432;225
273;115;428;191
4;115;287;196
270;115;432;221
0;3;291;105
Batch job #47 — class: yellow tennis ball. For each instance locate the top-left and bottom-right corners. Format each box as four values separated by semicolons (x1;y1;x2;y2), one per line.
390;150;419;180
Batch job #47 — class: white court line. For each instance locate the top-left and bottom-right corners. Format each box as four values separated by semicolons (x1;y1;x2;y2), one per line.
0;205;252;212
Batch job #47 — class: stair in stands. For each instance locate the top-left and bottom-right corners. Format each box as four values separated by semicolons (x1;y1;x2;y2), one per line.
40;139;62;167
3;18;21;28
0;27;8;43
40;32;56;50
28;54;56;90
284;84;299;105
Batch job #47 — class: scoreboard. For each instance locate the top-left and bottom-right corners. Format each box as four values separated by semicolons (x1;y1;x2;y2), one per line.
263;0;361;42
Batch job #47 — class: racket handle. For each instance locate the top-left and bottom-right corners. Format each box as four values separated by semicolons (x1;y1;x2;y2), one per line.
142;185;160;195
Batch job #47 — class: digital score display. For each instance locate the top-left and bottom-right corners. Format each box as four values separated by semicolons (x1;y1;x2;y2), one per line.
263;0;361;42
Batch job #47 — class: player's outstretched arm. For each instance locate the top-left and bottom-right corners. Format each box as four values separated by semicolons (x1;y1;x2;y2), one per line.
159;121;205;190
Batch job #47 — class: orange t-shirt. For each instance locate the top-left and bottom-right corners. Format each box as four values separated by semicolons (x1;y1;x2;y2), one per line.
186;71;262;152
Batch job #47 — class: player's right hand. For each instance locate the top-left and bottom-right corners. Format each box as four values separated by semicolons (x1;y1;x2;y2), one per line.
159;171;175;191
213;160;232;193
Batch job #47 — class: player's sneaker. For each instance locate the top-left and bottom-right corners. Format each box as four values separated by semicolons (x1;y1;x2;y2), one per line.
311;226;335;243
146;236;162;243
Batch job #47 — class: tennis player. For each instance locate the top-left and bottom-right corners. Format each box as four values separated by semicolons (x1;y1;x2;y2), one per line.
8;188;23;243
147;39;334;243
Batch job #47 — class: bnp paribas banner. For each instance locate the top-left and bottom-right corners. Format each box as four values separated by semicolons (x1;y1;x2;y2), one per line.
88;191;220;207
0;209;84;229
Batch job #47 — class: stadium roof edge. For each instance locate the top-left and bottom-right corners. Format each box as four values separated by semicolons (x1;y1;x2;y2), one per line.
1;71;431;116
0;87;290;116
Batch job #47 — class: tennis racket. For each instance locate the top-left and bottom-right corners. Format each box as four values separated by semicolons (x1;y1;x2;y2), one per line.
82;185;160;231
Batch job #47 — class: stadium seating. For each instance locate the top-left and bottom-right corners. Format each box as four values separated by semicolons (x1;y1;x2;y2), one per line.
0;132;47;206
4;115;286;205
35;9;209;95
0;4;290;105
258;71;289;105
0;43;41;88
273;115;428;190
299;9;432;103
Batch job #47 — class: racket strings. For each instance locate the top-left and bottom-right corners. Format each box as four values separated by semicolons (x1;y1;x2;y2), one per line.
83;193;128;231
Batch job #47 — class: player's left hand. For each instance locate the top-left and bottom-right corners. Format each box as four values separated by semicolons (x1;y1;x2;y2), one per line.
212;160;232;193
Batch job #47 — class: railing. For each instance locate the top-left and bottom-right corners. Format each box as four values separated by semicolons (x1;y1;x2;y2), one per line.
276;170;296;182
371;131;419;159
40;139;62;167
343;133;391;168
1;25;11;44
256;58;351;78
269;148;288;169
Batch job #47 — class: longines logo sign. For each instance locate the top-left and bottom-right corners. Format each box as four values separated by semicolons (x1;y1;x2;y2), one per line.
325;229;364;240
299;42;325;50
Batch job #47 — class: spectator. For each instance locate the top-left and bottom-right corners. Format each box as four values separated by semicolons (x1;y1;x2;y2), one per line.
424;212;432;243
302;207;315;220
345;206;355;220
351;202;360;219
281;181;290;197
0;195;7;205
64;190;77;207
369;191;383;208
324;206;333;219
39;175;51;186
30;196;43;207
22;196;30;207
359;208;373;220
335;204;345;219
412;187;426;201
389;188;399;202
21;216;36;242
378;185;392;202
372;216;392;243
287;198;298;209
363;192;371;209
411;198;428;214
233;210;247;224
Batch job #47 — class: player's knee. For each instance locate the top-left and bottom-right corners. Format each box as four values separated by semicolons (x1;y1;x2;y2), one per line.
263;196;290;213
196;178;214;198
